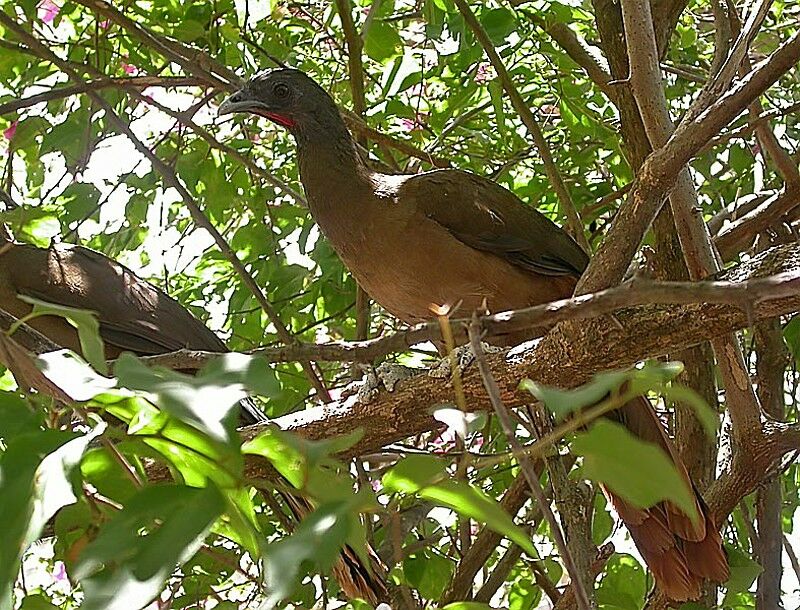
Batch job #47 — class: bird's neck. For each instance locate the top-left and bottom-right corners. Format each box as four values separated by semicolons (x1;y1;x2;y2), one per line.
295;118;374;215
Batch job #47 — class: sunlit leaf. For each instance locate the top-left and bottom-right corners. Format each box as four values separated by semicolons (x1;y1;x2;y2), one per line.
0;427;101;603
74;484;225;610
572;420;698;523
16;295;107;373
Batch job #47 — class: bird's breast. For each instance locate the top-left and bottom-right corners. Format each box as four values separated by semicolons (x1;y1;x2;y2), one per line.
309;199;576;326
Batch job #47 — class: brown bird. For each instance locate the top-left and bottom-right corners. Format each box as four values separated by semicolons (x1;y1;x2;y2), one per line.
219;69;729;602
0;237;267;425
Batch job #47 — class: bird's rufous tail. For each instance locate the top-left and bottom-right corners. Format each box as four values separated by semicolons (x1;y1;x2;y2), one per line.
607;395;729;602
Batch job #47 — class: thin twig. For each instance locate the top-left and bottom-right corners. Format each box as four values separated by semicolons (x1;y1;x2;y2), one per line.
139;267;800;370
453;0;590;252
468;315;592;610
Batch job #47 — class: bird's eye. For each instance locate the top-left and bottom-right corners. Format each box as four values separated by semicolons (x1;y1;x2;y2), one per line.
273;83;290;98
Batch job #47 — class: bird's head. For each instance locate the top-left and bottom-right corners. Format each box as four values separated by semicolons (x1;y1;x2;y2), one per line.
218;69;340;134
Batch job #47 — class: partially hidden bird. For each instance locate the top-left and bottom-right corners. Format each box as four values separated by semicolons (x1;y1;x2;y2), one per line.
219;68;729;602
0;237;267;425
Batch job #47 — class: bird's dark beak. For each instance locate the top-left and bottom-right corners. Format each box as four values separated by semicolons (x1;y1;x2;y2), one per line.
218;90;297;128
218;90;263;116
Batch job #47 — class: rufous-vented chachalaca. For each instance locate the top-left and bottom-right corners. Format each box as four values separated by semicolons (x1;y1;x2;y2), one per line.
219;69;729;602
0;237;267;425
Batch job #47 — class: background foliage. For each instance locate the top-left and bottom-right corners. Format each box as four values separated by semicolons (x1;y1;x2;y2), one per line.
0;0;798;608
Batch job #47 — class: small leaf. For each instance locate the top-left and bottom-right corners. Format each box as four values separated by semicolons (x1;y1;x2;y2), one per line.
17;295;107;373
723;544;762;601
441;603;494;610
572;420;698;523
520;370;628;420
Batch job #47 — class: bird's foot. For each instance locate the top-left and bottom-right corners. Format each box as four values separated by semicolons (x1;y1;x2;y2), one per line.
350;362;417;403
428;342;503;379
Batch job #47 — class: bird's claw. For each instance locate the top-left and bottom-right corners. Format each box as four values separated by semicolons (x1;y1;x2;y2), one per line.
353;362;416;403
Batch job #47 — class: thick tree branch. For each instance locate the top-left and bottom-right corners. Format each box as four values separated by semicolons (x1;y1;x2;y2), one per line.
715;186;800;260
224;244;800;478
622;0;764;450
577;30;800;294
139;266;800;370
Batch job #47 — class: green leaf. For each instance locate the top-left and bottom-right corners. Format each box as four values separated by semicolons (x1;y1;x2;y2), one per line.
722;544;762;602
383;455;536;556
381;453;447;492
19;594;60;610
784;315;800;363
243;427;363;491
663;384;719;437
572;420;698;523
480;8;516;45
75;484;225;610
404;550;454;599
441;604;494;610
16;295;107;373
509;574;541;610
520;370;628;420
364;22;403;62
0;427;100;603
591;492;614;545
114;353;241;447
0;391;41;438
261;501;360;609
596;553;647;609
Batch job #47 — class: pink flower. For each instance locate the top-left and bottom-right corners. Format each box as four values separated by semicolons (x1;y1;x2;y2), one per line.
121;62;138;75
3;120;17;140
474;62;495;85
37;0;60;24
398;113;428;132
52;561;68;582
98;19;111;29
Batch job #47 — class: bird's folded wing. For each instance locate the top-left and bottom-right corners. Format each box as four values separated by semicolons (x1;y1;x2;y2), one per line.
397;169;589;278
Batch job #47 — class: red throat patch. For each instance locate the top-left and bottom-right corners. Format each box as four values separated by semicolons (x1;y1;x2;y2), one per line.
263;111;296;128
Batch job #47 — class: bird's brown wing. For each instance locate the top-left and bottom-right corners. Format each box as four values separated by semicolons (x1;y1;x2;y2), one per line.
0;242;227;355
395;169;589;278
